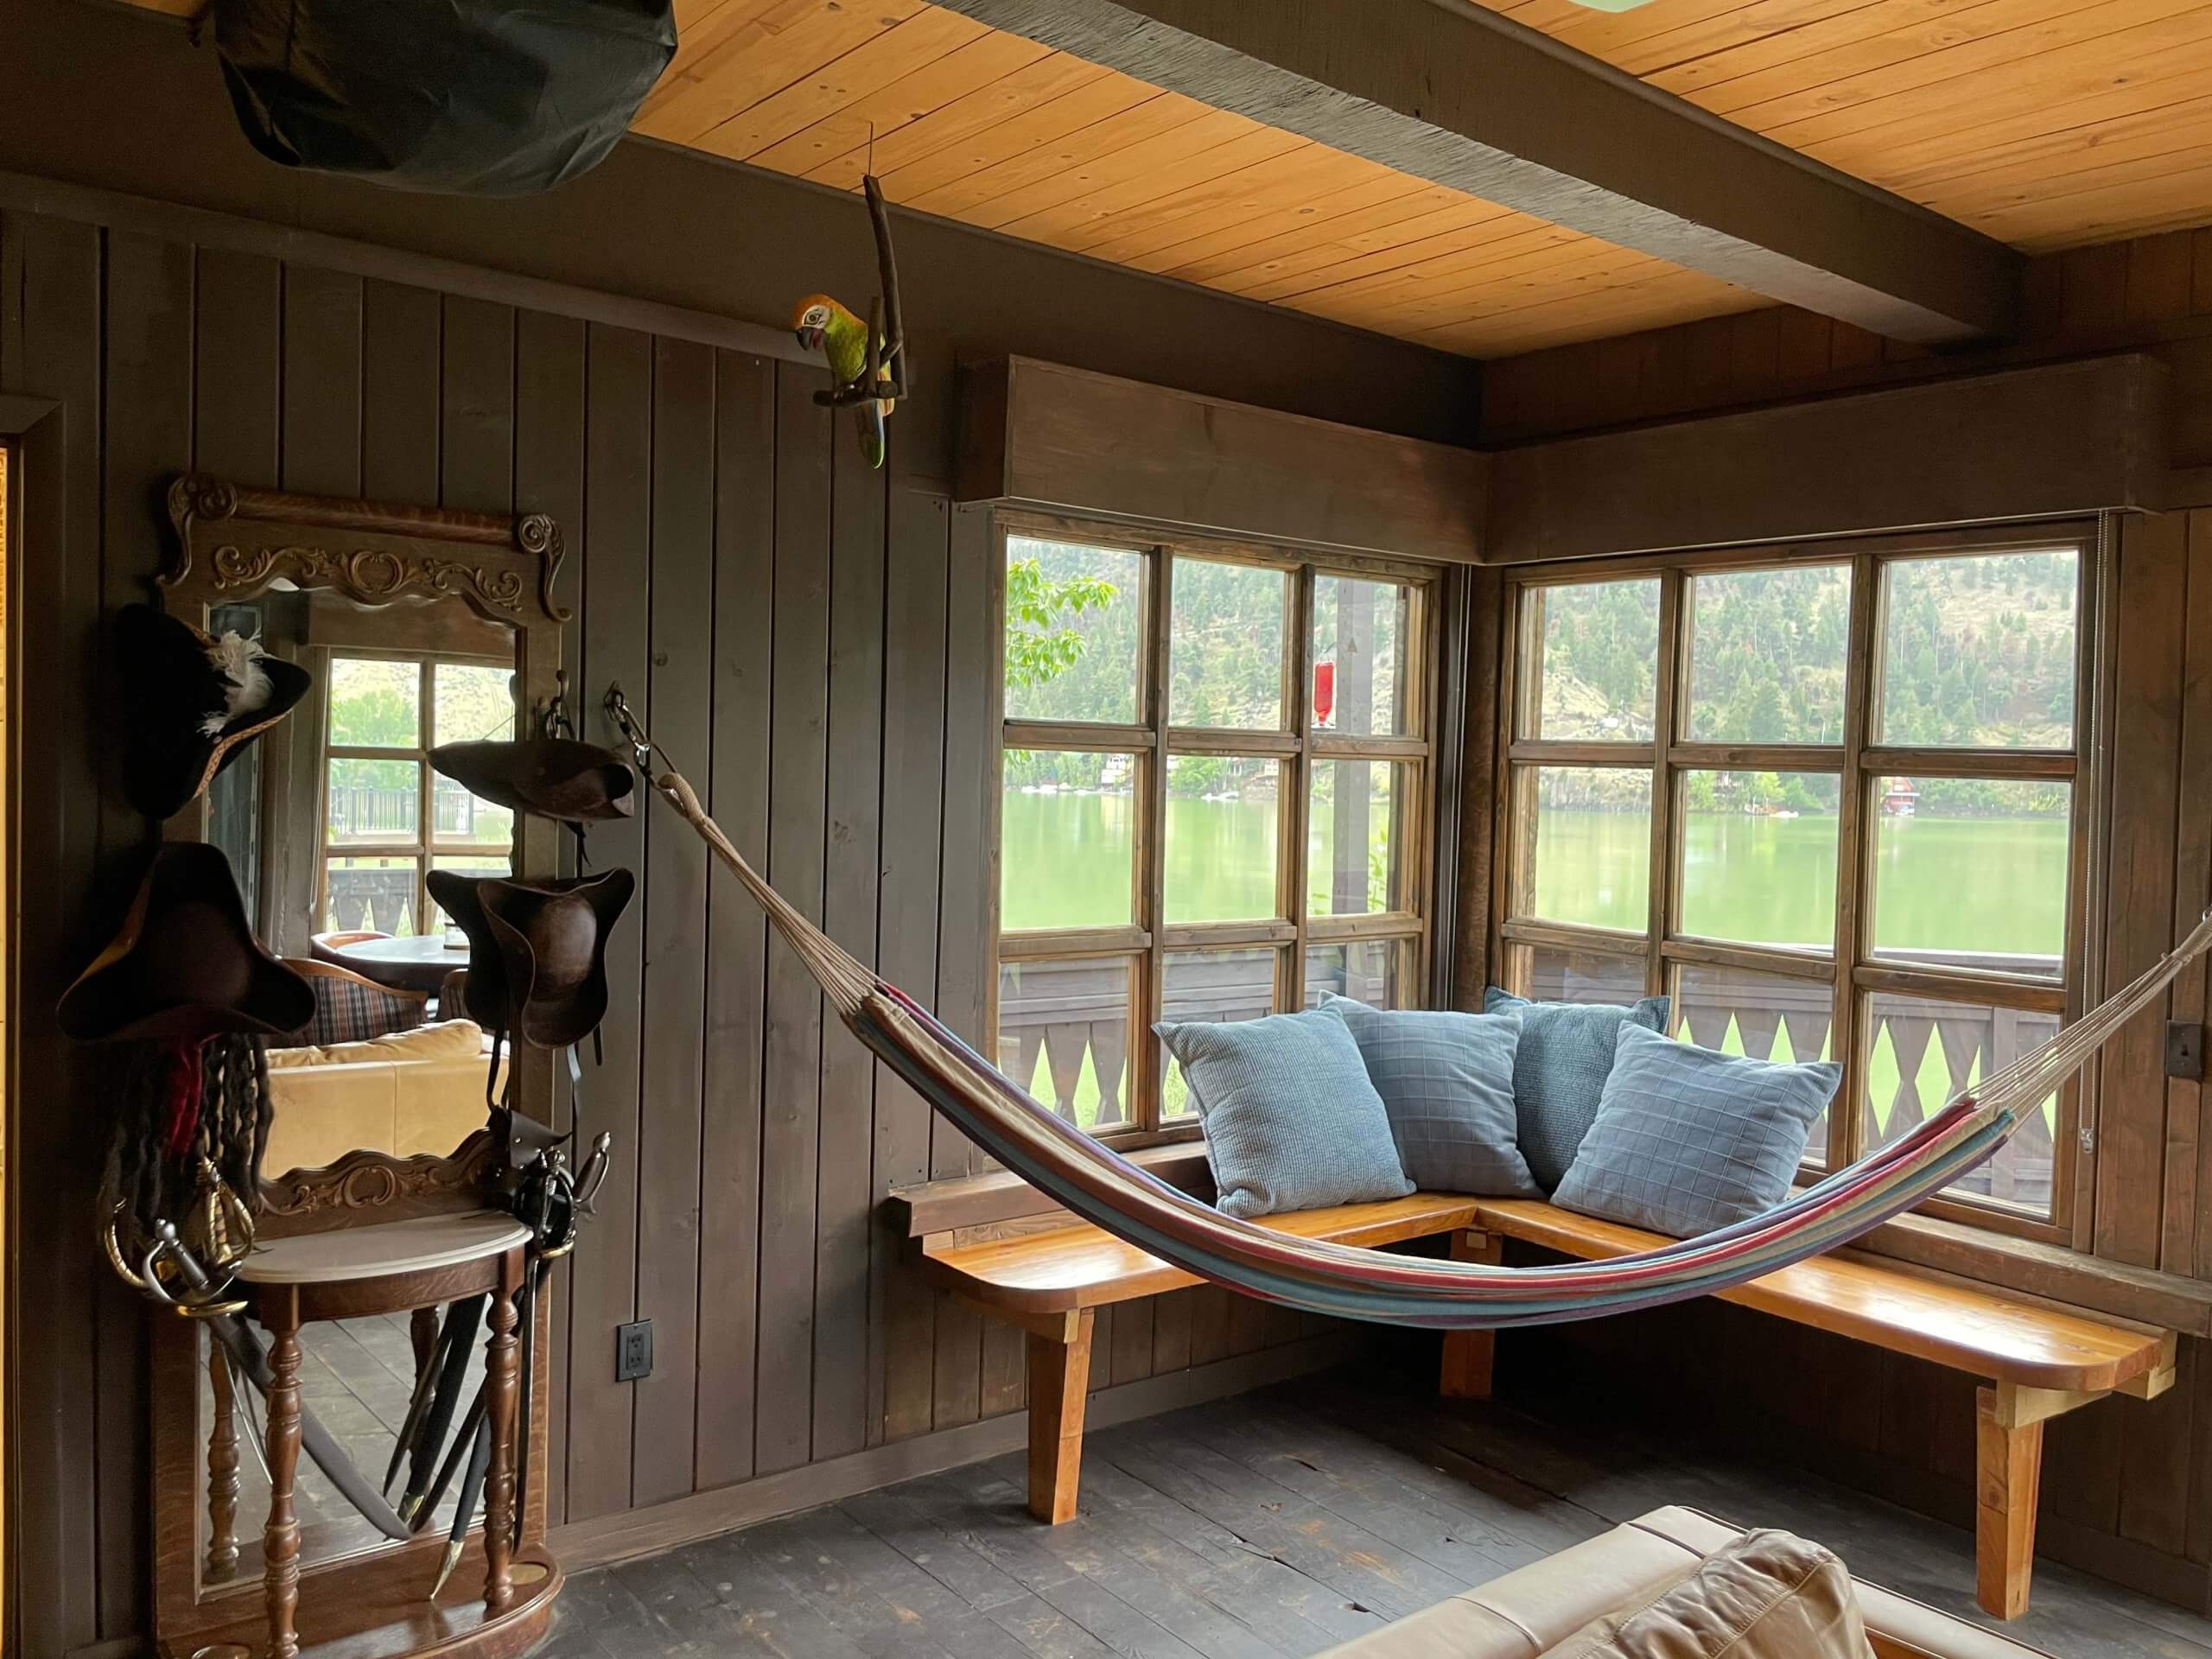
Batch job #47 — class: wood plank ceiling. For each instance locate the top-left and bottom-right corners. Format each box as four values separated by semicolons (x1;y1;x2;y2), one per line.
643;0;2212;357
640;0;1761;358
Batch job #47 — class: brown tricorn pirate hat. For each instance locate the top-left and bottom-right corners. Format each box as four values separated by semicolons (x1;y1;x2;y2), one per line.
427;868;635;1050
118;604;313;823
59;842;315;1043
429;739;635;825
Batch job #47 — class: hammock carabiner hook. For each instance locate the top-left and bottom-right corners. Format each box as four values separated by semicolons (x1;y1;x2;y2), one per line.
603;682;658;775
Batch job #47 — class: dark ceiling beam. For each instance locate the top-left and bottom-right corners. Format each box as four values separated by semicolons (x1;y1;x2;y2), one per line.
925;0;2023;345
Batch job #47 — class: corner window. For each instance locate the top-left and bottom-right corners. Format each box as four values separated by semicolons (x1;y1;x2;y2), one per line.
321;653;517;937
995;521;1438;1141
1499;533;2093;1236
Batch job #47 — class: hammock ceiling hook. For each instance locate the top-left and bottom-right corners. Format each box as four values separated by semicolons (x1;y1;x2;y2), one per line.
603;682;657;774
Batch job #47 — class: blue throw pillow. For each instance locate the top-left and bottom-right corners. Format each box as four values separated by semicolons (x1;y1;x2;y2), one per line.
1154;1005;1414;1220
1484;988;1670;1190
1321;995;1539;1197
1552;1021;1839;1236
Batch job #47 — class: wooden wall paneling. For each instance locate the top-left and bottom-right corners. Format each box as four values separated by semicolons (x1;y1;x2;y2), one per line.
512;307;588;1524
1151;1287;1197;1375
2120;1335;2197;1555
438;296;514;514
930;502;995;1432
279;264;364;497
360;280;442;503
564;322;655;1521
193;246;281;487
2189;1338;2212;1567
94;226;194;1647
633;336;716;1507
1110;1298;1155;1387
872;486;951;1446
814;419;889;1463
2169;512;2212;1280
7;208;106;1656
695;349;776;1491
757;360;834;1474
2096;511;2189;1268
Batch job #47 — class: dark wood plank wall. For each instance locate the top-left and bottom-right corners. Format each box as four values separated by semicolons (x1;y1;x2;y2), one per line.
0;205;1393;1656
1475;236;2212;1617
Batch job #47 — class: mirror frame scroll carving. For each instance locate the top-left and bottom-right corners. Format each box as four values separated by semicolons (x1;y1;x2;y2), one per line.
149;474;570;1648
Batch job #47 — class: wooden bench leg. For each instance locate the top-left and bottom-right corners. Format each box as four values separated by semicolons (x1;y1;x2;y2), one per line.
1027;1308;1095;1525
1976;1384;2045;1620
1441;1231;1502;1399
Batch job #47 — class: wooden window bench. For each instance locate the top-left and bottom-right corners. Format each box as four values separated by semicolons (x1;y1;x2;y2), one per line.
912;1190;2177;1622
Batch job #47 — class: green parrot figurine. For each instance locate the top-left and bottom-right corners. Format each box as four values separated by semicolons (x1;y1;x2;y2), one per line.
791;293;893;468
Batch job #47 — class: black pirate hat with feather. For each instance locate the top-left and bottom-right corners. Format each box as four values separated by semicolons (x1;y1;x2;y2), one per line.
117;604;311;822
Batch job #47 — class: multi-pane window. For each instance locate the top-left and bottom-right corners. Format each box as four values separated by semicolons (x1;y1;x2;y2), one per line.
995;519;1437;1141
1498;530;2094;1237
321;653;517;936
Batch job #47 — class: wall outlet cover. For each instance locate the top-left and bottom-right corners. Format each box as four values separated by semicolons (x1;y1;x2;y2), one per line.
615;1319;653;1382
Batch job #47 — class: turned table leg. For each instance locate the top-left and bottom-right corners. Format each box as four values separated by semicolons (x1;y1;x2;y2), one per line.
206;1337;240;1580
1440;1231;1502;1399
483;1247;524;1612
264;1289;305;1659
1026;1309;1095;1525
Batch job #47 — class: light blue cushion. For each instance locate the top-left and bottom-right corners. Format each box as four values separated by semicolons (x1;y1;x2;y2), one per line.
1321;995;1539;1197
1154;1006;1414;1220
1484;988;1670;1190
1552;1021;1839;1236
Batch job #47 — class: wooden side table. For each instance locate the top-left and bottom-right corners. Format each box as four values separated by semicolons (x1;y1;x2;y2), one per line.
233;1211;534;1659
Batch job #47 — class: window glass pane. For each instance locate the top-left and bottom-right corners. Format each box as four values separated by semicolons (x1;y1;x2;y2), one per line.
997;957;1133;1131
1871;779;2068;976
1169;557;1285;729
325;855;421;935
1677;771;1840;949
1513;944;1646;1005
1160;947;1280;1122
1518;579;1660;741
1875;548;2079;749
1003;535;1144;725
1674;963;1836;1165
1521;766;1649;932
1684;565;1850;744
432;662;516;744
1313;575;1410;736
327;758;421;846
328;657;420;747
1001;750;1137;930
1864;990;2059;1217
433;773;517;849
1308;760;1410;918
1303;939;1412;1011
1165;755;1280;922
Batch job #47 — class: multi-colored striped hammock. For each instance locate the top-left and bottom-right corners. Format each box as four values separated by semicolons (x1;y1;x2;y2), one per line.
650;767;2212;1331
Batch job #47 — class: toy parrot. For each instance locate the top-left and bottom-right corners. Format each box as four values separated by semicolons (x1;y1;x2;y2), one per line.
792;294;895;468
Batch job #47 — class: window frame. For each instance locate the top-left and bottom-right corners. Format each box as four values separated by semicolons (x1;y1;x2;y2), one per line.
319;646;516;937
1492;521;2105;1244
992;510;1446;1145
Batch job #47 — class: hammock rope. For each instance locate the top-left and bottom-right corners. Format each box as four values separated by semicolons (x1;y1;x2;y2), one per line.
649;767;2212;1331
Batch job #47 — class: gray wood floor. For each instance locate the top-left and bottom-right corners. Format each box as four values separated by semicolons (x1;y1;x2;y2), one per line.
539;1375;2212;1659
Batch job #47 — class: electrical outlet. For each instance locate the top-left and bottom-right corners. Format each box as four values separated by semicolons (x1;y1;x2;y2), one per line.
2166;1020;2204;1083
615;1319;654;1382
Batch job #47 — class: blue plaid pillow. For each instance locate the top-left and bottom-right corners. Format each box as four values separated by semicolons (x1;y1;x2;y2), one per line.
1553;1021;1837;1236
1484;988;1669;1190
1321;995;1537;1197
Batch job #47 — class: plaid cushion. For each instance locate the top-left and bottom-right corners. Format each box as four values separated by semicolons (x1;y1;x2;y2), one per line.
308;975;429;1046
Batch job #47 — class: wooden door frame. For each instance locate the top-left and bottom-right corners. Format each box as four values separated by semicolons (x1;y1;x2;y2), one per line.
0;391;64;1656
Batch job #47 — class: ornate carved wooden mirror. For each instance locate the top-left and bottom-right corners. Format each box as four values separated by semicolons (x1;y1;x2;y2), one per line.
149;475;570;1656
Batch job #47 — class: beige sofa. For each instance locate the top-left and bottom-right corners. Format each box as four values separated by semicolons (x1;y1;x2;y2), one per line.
263;1020;500;1175
1319;1507;2050;1659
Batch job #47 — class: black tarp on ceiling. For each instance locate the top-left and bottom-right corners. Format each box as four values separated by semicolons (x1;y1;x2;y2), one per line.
213;0;677;196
